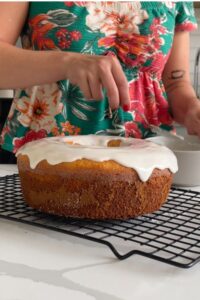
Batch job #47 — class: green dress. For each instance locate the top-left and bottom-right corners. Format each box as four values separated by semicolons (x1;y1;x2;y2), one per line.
0;1;197;153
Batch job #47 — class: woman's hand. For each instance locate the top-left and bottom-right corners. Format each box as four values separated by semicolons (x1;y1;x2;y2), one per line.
64;52;130;111
0;3;130;111
184;100;200;137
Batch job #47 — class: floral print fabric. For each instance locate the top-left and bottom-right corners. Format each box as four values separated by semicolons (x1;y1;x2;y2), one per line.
0;1;197;152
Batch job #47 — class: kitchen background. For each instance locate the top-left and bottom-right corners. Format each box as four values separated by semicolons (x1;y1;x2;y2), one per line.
1;5;200;163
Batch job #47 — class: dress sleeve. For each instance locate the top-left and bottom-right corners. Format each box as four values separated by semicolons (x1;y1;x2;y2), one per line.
175;2;198;32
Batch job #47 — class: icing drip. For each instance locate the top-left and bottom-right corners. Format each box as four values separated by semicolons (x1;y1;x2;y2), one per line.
16;135;178;182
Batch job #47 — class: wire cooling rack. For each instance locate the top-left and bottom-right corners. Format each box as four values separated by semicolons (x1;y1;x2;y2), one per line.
1;174;200;268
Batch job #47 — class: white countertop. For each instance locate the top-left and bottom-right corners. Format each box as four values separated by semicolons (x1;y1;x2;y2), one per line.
1;164;200;300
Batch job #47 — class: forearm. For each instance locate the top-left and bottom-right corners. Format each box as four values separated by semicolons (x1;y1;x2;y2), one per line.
0;41;69;89
166;80;198;125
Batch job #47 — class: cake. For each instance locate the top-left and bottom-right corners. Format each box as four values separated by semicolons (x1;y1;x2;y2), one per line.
16;135;178;219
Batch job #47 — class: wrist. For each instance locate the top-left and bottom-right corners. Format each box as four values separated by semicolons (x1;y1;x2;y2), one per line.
61;51;79;79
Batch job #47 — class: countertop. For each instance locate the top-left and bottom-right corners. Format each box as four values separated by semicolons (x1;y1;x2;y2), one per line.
1;164;200;300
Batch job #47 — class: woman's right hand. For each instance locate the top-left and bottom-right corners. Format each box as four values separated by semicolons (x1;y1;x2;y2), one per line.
64;52;130;111
0;1;130;111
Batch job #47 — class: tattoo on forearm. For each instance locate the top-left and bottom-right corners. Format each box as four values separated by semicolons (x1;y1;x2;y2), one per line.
168;70;185;80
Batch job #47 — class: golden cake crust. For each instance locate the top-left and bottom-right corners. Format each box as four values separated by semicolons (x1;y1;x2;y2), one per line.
17;154;173;219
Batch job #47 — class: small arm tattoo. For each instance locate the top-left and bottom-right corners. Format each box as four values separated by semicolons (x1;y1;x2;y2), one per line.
168;70;185;80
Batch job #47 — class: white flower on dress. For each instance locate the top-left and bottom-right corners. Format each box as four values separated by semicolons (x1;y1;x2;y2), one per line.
16;83;62;133
85;2;148;36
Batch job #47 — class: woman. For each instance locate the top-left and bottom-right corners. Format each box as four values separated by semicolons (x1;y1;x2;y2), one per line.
0;1;199;154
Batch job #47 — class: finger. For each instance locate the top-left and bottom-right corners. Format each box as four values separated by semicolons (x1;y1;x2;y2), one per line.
193;129;200;139
187;128;196;135
193;126;200;138
87;74;103;100
187;122;200;136
111;58;130;112
100;70;120;110
79;77;93;100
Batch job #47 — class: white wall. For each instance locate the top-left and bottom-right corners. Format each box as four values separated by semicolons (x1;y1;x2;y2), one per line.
190;8;200;96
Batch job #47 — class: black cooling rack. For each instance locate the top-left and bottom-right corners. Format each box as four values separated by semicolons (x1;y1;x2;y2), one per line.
1;174;200;268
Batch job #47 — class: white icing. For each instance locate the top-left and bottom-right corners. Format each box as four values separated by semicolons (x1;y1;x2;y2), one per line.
16;135;178;182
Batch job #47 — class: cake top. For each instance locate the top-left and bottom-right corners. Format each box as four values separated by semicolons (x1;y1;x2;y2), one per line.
16;135;178;182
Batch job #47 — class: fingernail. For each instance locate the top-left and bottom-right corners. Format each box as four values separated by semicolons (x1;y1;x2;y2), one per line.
104;51;115;57
123;104;130;112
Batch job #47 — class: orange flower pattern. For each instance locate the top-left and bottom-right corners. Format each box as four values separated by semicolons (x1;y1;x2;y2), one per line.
0;1;197;152
61;121;81;135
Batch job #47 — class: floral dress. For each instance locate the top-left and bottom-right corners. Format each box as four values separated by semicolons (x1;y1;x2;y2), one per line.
0;1;197;153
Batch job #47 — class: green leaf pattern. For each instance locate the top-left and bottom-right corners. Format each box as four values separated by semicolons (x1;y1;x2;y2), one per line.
0;1;197;152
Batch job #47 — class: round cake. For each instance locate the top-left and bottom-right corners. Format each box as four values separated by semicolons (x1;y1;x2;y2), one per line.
16;135;178;219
